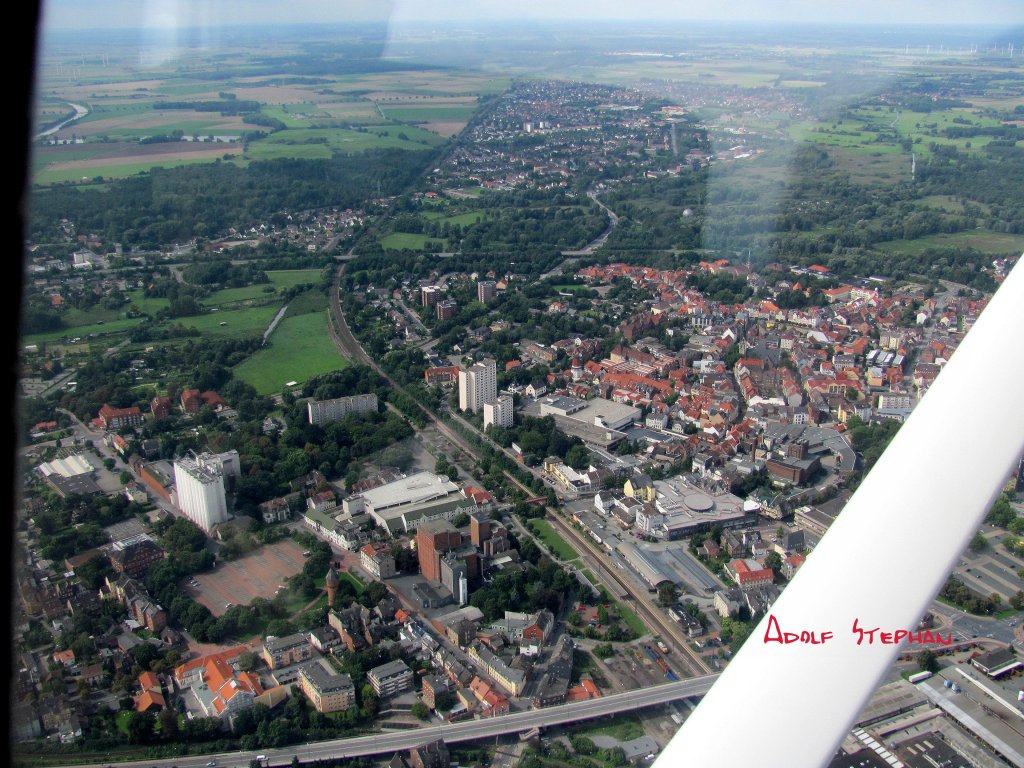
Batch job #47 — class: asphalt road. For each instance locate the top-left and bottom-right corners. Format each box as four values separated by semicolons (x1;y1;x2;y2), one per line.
930;601;1022;648
56;677;718;768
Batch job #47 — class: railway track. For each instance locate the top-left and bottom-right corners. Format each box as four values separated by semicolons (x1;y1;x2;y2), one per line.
329;263;540;500
546;513;713;677
329;262;712;680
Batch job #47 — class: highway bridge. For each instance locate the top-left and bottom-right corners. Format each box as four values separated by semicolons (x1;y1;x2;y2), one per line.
55;676;719;768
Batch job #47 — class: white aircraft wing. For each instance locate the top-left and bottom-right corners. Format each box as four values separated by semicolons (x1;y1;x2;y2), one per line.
659;258;1024;767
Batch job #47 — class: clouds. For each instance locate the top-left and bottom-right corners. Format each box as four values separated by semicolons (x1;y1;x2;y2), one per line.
41;0;393;31
391;0;1024;25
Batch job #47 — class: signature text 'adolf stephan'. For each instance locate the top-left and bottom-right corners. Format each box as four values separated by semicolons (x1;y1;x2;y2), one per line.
762;615;954;646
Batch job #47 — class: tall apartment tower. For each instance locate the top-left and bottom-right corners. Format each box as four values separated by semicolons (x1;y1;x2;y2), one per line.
476;280;496;303
458;359;497;413
173;455;229;532
421;285;441;307
436;300;457;321
483;394;514;429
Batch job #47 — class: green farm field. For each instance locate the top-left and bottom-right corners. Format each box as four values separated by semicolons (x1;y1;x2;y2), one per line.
177;305;280;338
32;144;117;173
243;142;332;160
876;230;1024;256
423;211;484;227
267;269;324;288
826;146;910;184
200;284;279;307
432;211;479;227
124;291;171;315
316;102;383;122
378;105;477;122
34;145;242;185
23;316;141;346
60;305;121;326
232;310;348;394
380;232;447;251
259;107;320;129
245;125;444;160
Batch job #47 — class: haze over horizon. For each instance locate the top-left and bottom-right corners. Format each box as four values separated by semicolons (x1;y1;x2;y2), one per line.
39;0;1024;33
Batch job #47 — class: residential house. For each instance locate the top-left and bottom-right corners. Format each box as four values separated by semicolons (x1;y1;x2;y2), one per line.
298;662;356;713
97;404;143;430
367;659;414;697
262;633;313;670
359;543;397;580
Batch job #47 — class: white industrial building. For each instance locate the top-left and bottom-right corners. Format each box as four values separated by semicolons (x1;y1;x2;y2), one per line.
458;359;497;413
197;449;241;481
522;395;641;447
307;393;378;425
342;471;478;533
173;455;229;532
539;395;641;432
483;394;514;429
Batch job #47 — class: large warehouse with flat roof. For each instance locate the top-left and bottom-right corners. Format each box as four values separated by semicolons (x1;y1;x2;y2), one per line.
615;541;674;590
521;395;642;447
342;471;478;533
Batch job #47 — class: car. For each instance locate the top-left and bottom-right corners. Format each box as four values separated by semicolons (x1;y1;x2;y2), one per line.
207;762;217;767
224;602;233;608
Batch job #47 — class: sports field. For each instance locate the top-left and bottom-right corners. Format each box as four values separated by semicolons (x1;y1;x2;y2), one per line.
177;305;280;338
232;310;349;394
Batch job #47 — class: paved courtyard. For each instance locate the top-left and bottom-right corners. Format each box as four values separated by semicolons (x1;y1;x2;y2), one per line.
185;538;308;617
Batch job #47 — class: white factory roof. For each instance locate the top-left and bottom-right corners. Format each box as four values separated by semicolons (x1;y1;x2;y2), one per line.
36;454;94;478
355;471;459;512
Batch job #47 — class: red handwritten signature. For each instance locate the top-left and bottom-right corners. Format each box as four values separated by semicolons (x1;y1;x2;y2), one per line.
762;614;953;645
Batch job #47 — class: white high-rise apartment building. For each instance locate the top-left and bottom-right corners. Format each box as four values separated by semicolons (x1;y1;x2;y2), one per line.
458;359;497;413
483;394;514;429
307;393;378;425
173;455;229;532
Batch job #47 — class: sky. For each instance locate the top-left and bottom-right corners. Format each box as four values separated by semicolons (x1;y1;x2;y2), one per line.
39;0;1024;31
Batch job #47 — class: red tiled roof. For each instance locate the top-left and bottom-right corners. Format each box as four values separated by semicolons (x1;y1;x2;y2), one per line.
138;671;160;691
135;690;166;712
99;403;142;420
174;645;248;683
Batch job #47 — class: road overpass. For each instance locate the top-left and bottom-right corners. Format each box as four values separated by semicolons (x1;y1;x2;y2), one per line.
54;676;718;768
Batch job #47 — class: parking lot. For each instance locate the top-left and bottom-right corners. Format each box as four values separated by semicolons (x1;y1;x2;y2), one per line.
957;533;1024;604
185;538;308;617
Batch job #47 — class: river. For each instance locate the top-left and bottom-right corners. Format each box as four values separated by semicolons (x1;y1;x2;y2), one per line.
36;101;89;139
